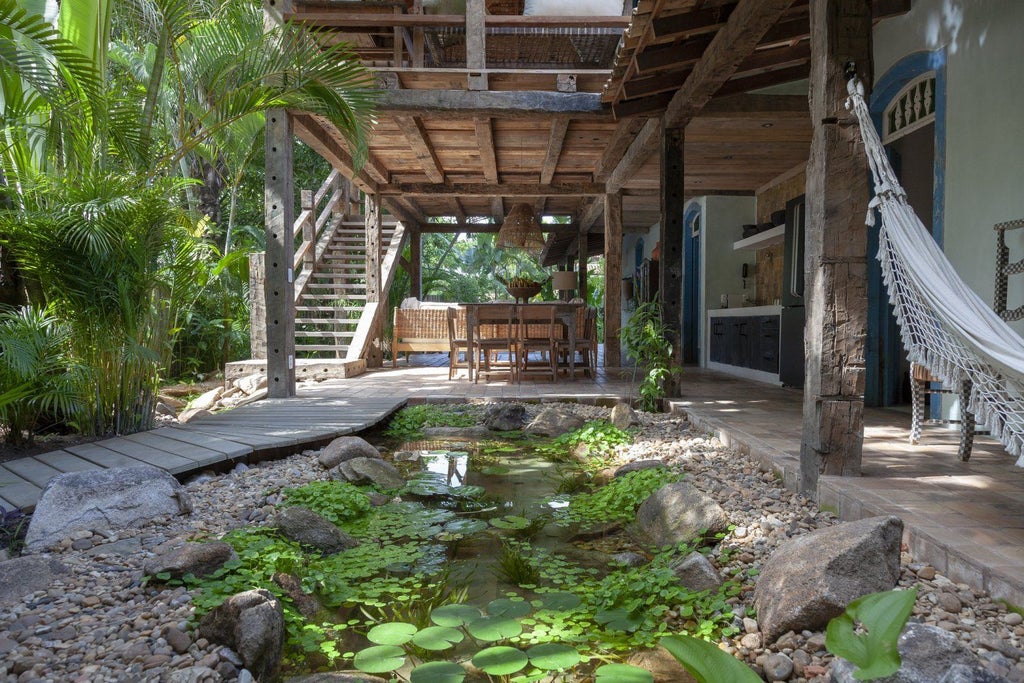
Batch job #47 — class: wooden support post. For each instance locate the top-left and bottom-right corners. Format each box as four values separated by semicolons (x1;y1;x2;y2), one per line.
248;252;267;358
578;225;589;303
800;0;873;496
604;193;623;368
410;226;422;300
412;0;424;68
301;189;314;272
365;195;384;367
466;0;487;91
264;109;296;397
660;126;685;375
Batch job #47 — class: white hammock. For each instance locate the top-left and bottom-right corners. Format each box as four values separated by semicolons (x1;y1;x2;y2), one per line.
846;77;1024;466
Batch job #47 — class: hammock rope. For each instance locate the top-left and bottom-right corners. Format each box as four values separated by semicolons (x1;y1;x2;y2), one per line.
846;76;1024;465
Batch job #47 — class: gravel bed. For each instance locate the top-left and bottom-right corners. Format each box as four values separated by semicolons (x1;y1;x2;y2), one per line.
0;403;1021;682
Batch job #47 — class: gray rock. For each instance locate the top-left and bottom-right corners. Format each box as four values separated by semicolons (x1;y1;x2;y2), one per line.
626;648;699;683
144;540;237;580
156;401;178;417
233;373;267;396
189;386;225;411
198;589;284;683
524;405;586;437
763;652;795;681
754;516;903;642
165;666;223;683
421;425;491;437
179;408;213;423
328;457;406;490
610;402;640;430
614;459;666;478
831;623;1009;683
164;625;193;654
484;402;526;431
0;556;70;608
634;481;729;547
270;507;359;555
25;466;192;550
318;436;381;469
612;552;648;568
669;551;723;592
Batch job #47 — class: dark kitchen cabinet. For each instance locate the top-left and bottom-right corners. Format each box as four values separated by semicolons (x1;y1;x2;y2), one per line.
709;314;780;373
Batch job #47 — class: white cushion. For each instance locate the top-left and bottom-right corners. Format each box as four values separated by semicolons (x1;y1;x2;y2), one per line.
523;0;624;15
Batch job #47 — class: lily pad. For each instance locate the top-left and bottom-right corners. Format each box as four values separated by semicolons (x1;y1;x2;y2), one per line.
465;615;523;641
487;597;531;619
411;625;465;651
442;518;489;535
526;643;581;671
431;604;483;627
410;661;467;683
489;515;532;530
593;663;655;683
472;646;529;676
366;622;417;646
534;591;582;612
595;608;642;632
353;645;406;674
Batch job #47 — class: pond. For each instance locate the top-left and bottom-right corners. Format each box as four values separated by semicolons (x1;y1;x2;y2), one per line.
183;412;743;683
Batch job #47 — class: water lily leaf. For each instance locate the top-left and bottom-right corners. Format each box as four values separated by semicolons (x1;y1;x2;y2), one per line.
353;645;406;673
480;464;511;475
472;646;529;675
595;608;642;632
535;591;582;612
452;485;486;499
366;622;417;646
442;519;488;535
526;643;581;671
487;597;531;619
593;663;655;682
411;626;465;651
410;661;467;683
659;635;761;683
489;515;532;530
466;615;523;641
430;604;482;627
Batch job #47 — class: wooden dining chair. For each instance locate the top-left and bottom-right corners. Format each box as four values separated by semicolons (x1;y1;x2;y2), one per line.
556;305;597;379
446;306;469;380
516;304;558;383
472;303;517;383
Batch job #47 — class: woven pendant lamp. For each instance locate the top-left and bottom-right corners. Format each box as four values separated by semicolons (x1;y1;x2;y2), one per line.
496;202;546;254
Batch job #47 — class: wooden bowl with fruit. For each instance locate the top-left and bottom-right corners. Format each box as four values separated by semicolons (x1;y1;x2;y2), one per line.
502;277;543;302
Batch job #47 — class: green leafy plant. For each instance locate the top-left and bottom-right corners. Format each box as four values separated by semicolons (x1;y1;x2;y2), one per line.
826;588;918;680
494;540;541;587
0;502;28;555
533;420;634;471
282;481;373;524
553;467;684;526
659;634;761;683
385;404;483;440
620;300;681;412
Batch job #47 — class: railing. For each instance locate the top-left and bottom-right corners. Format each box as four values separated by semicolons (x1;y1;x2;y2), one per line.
293;169;353;302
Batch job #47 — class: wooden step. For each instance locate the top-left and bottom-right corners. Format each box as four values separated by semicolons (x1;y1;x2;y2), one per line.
298;294;367;301
296;306;363;313
306;283;366;290
295;318;360;325
295;330;357;339
296;344;352;352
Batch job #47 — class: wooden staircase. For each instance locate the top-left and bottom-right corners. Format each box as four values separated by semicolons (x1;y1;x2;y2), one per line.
294;216;402;359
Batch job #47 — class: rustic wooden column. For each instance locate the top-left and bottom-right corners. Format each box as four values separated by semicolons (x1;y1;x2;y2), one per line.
578;226;589;302
264;108;296;397
660;126;685;370
800;0;873;496
365;194;384;367
248;252;267;358
466;0;487;91
409;226;422;300
604;193;623;368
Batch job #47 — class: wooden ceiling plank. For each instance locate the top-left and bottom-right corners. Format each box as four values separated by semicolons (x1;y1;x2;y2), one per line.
393;114;445;184
474;117;499;183
623;67;693;100
651;2;737;40
714;63;809;97
380;181;605;197
539;117;570;185
635;35;712;75
292;113;381;193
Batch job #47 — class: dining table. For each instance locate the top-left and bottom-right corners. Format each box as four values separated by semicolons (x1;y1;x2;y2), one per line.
462;301;584;382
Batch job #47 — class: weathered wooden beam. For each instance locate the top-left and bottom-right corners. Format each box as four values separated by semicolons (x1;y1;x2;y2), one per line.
799;0;873;496
451;197;467;223
604;193;623;368
539;117;570;185
379;182;605;197
714;63;810;98
474;117;499;183
420;221;579;234
264;109;296;397
605;118;661;194
624;67;694;101
612;92;675;118
662;0;797;130
594;118;649;184
394;115;445;183
636;35;712;75
376;90;610;118
578;223;589;303
660;126;685;372
365;195;383;367
409;227;422;299
292;113;382;193
248;252;266;358
700;93;808;117
466;0;487;90
284;12;631;29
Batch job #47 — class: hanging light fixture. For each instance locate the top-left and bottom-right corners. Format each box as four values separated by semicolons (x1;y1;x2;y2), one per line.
496;202;546;255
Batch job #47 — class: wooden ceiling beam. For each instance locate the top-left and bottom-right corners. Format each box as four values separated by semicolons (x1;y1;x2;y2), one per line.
377;89;610;118
593;118;648;184
292;113;381;194
636;35;712;75
421;221;580;234
451;198;467;223
380;181;605;197
612;92;675;118
623;67;693;100
651;3;737;40
393;115;445;184
714;63;809;98
284;12;632;29
700;93;808;117
539;117;570;185
473;117;499;183
730;42;810;79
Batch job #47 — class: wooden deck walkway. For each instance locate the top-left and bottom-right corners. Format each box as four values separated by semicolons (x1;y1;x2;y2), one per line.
0;394;407;513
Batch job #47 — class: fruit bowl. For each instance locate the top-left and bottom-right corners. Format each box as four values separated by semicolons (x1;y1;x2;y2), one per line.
506;284;542;301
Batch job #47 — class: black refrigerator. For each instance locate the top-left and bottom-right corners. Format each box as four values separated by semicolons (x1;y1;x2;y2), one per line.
779;194;805;388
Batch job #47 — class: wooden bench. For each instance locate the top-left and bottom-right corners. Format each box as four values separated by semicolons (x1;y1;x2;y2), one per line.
392;307;451;367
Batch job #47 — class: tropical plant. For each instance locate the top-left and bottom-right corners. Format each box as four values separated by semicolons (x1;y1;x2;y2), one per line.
620;299;681;412
0;305;80;444
826;588;918;680
533;419;634;471
659;634;761;683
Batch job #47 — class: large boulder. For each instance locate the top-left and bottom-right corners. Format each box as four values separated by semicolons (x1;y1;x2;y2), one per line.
198;589;284;682
144;540;238;581
270;506;359;555
831;623;1009;682
754;515;903;642
328;457;406;490
634;482;729;547
0;556;69;608
610;402;641;430
669;551;723;593
318;436;381;469
614;460;666;478
484;403;527;431
524;405;585;437
26;466;192;550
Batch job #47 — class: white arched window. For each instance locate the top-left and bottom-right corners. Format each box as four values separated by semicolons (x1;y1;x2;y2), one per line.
882;71;937;145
